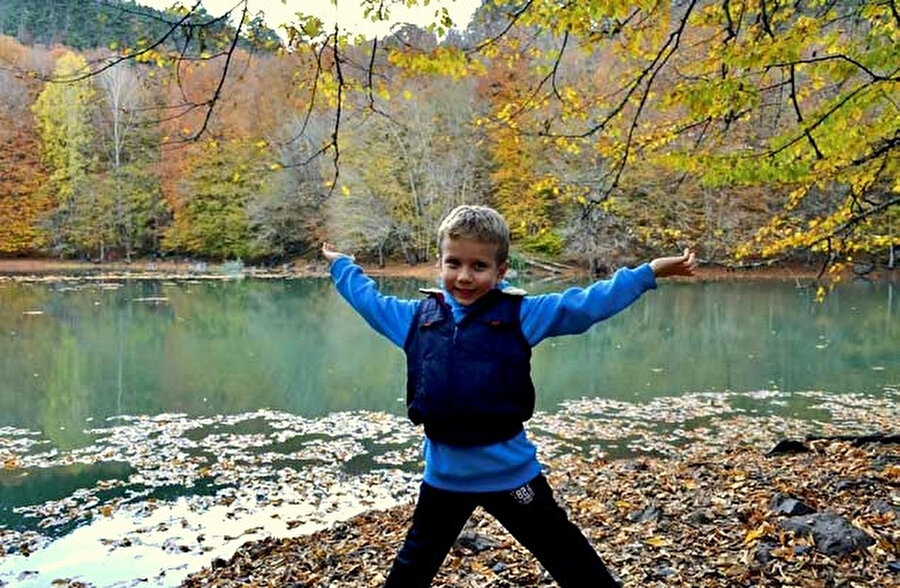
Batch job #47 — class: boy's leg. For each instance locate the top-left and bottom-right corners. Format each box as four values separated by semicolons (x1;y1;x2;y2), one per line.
483;474;620;588
384;482;476;588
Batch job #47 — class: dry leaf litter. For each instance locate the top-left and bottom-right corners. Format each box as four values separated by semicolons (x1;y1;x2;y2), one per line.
0;388;896;587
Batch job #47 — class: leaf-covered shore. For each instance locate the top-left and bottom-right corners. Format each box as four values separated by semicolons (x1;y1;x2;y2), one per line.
183;436;898;587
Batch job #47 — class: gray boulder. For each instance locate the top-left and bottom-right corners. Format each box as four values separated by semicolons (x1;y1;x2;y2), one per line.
778;513;875;556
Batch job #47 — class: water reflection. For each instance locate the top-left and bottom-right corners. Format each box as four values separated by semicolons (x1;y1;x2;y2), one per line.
0;277;896;434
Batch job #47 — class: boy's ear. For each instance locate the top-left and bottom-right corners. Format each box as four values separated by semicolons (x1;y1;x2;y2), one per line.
497;260;509;281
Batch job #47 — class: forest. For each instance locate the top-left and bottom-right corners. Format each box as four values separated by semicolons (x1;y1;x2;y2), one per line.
0;0;896;279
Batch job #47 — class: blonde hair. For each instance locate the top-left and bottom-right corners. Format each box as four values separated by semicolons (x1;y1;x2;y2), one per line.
437;205;510;263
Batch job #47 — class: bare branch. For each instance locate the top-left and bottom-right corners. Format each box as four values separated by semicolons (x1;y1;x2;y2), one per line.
815;237;833;281
550;30;569;102
769;54;900;82
43;1;205;84
537;2;696;142
851;132;900;166
768;82;870;157
328;24;345;198
759;0;776;39
602;0;698;195
276;42;329;157
184;1;247;142
499;29;570;124
53;0;244;85
367;37;378;108
722;0;736;42
788;64;824;159
469;0;536;54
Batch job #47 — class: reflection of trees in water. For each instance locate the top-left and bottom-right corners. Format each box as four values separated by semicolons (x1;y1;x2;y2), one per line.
0;278;895;434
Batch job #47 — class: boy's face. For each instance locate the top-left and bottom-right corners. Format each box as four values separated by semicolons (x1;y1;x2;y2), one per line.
439;237;508;306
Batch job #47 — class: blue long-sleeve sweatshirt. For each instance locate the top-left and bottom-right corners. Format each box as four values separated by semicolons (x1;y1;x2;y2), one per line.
329;256;657;492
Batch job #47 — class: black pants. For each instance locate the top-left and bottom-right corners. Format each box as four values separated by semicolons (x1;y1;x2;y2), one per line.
384;474;619;587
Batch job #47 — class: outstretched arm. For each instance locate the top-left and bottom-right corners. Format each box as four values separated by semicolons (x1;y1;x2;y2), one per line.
322;243;418;348
520;249;697;346
650;249;698;278
521;262;657;344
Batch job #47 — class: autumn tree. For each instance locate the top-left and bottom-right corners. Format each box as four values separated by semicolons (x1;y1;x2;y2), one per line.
327;114;410;265
93;59;167;260
0;36;51;254
163;138;272;259
32;51;99;258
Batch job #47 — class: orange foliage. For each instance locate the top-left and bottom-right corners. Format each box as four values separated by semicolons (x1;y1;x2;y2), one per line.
0;36;51;254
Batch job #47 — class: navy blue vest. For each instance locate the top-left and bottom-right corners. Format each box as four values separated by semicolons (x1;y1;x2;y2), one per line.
403;289;535;446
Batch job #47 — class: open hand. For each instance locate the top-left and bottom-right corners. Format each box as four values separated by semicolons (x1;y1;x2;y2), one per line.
321;242;354;263
650;249;698;278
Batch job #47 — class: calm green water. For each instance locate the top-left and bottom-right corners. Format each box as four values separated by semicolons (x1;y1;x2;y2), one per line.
0;277;896;441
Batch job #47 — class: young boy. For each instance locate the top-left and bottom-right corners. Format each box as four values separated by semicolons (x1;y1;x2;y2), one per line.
322;205;696;587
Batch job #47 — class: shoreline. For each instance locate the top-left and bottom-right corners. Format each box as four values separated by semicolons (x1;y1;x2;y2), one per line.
0;258;892;284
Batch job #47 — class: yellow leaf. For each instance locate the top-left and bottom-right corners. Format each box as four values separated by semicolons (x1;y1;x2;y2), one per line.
815;286;826;303
341;185;351;196
644;536;668;547
403;89;413;101
744;526;767;544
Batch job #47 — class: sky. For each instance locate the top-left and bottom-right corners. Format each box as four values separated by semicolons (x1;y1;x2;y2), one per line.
138;0;481;39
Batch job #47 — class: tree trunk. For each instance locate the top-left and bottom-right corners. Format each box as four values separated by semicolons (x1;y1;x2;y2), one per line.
889;213;895;269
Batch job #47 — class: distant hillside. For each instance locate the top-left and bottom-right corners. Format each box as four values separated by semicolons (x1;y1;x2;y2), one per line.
0;0;279;50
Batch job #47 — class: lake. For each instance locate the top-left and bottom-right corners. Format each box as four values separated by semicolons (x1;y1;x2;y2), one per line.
0;275;896;586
